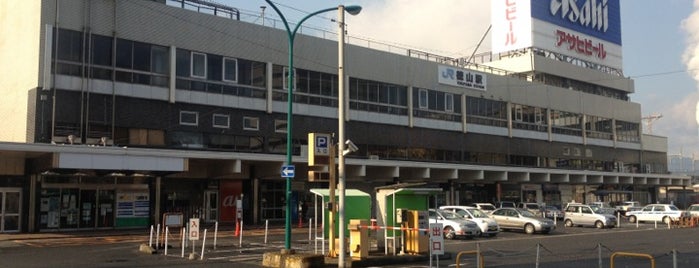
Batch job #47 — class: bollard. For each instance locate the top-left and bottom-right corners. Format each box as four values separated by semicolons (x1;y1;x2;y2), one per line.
164;226;169;256
264;220;269;244
156;224;161;250
617;212;620;228
181;228;185;258
308;218;312;245
654;220;657;229
239;221;244;248
213;221;218;250
200;229;207;260
149;225;154;248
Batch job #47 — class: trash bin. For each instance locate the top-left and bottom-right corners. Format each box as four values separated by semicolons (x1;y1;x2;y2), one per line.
349;219;369;258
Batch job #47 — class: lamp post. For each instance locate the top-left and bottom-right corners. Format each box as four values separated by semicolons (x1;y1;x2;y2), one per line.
262;1;361;252
336;5;361;268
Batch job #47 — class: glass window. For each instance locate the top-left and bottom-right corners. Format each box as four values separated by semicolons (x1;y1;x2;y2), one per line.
251;62;266;87
133;42;151;72
296;69;309;93
275;119;287;133
419;89;428;109
115;39;132;68
91;34;112;66
243;117;259;131
191;52;207;78
56;28;83;62
445;93;454;112
223;57;238;82
207;54;222;81
213;114;229;128
179;111;198;126
176;48;190;77
151;45;169;74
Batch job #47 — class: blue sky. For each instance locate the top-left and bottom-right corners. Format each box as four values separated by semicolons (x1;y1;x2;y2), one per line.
221;0;699;157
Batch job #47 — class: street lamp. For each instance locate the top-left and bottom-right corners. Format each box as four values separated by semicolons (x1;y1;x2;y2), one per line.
262;1;361;253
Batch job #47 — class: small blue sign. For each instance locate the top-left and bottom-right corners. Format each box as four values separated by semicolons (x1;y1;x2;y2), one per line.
281;165;295;178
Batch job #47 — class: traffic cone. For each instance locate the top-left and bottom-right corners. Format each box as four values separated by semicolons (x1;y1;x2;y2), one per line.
234;219;240;237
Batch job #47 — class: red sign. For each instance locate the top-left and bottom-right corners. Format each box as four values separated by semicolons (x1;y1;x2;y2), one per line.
220;181;242;222
555;29;607;59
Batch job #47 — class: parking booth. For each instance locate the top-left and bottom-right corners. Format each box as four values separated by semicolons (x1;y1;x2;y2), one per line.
310;189;371;254
374;184;442;255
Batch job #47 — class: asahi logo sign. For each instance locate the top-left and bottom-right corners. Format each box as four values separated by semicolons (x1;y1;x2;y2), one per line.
549;0;609;32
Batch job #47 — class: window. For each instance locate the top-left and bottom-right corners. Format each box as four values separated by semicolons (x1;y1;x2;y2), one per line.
213;114;230;128
55;28;83;62
151;45;169;74
191;52;207;78
91;35;112;66
133;41;151;72
115;39;133;68
275;119;287;133
180;111;198;126
243;117;259;131
223;57;238;82
419;89;428;109
445;93;454;112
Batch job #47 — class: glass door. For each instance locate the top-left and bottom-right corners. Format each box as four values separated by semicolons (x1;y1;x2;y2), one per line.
0;188;21;233
204;191;218;222
60;188;79;229
97;190;115;228
79;190;96;229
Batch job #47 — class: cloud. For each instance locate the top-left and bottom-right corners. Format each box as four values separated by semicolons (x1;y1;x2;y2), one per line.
349;0;491;58
678;0;699;154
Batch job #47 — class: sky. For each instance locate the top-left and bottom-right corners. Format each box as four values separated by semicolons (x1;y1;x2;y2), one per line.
219;0;699;158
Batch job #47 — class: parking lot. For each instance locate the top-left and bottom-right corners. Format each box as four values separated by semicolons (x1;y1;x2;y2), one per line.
2;218;698;267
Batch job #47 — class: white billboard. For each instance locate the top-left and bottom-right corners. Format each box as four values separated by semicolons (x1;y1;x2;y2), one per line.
492;0;622;70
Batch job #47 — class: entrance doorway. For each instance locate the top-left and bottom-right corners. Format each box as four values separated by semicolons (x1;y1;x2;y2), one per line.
203;191;218;222
0;188;21;233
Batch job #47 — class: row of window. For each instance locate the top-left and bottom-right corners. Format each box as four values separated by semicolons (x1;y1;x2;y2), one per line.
178;111;287;133
52;27;640;142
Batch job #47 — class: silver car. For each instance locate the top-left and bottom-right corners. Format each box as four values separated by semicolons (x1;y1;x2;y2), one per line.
564;204;616;228
440;205;500;237
490;208;556;234
428;209;481;239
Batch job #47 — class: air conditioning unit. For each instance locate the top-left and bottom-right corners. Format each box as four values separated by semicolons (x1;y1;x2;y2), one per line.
368;155;379;160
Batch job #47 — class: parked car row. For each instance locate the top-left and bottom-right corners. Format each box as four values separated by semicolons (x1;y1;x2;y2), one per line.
427;202;699;239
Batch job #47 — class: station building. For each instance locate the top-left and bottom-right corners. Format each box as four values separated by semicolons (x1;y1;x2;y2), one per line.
0;0;690;233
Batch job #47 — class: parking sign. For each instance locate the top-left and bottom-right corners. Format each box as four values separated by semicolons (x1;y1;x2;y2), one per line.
314;134;329;156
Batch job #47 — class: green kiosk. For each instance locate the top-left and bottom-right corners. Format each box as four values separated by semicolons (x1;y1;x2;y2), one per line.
310;188;371;253
375;183;442;255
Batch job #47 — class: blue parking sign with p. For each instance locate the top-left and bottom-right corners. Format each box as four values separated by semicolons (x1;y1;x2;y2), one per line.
315;135;329;155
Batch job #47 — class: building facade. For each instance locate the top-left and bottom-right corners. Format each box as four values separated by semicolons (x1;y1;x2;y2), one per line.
0;0;689;233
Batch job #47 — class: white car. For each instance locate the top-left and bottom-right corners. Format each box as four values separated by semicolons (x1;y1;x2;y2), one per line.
687;204;699;217
626;204;688;224
440;205;500;237
428;209;481;239
471;203;497;213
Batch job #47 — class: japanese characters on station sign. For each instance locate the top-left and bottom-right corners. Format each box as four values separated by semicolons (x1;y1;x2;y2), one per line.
438;65;487;91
